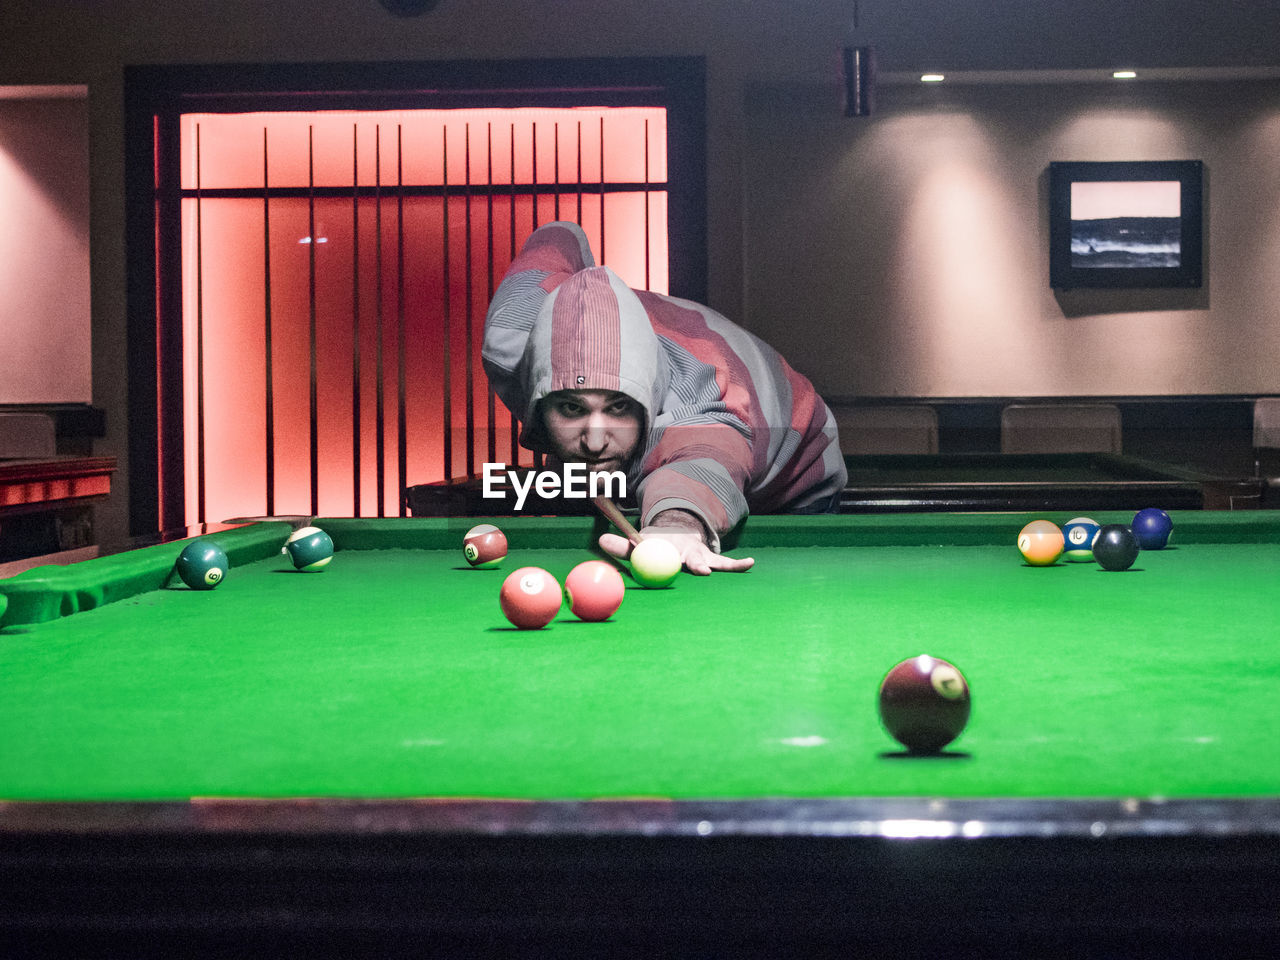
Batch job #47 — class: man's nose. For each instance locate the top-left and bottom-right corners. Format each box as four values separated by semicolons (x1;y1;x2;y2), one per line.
581;413;609;454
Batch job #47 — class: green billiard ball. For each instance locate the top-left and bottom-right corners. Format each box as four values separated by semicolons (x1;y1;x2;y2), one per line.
283;525;334;571
175;539;229;590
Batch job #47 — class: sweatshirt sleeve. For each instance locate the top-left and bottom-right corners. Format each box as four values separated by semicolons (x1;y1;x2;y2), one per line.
481;222;596;419
636;423;753;552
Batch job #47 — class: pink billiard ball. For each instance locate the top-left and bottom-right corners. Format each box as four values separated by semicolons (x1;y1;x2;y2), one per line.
564;560;625;622
464;524;508;568
499;566;562;629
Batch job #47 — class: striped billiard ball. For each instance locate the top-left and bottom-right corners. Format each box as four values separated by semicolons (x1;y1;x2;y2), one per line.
463;524;508;568
1062;517;1101;562
1017;520;1064;566
283;525;334;571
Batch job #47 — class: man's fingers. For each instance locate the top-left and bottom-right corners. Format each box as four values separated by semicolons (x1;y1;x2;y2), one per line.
597;532;634;560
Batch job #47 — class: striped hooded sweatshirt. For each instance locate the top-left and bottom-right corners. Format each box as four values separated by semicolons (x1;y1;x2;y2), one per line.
482;221;846;550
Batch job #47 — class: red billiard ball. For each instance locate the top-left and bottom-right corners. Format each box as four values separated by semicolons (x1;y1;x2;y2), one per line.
499;566;561;629
877;655;971;753
564;560;625;621
463;524;508;568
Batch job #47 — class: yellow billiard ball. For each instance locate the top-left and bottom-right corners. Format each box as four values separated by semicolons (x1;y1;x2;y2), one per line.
1017;520;1064;566
629;537;681;588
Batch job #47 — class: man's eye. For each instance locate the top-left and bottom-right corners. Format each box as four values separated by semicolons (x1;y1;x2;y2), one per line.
608;402;633;416
557;402;584;417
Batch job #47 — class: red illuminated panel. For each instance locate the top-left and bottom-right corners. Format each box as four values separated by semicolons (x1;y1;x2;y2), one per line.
178;107;668;525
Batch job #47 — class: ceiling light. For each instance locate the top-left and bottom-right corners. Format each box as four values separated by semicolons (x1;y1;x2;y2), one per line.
920;73;946;83
1113;70;1137;80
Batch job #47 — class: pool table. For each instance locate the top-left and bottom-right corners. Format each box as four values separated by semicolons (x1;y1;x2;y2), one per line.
405;451;1262;517
838;452;1261;512
3;513;1280;956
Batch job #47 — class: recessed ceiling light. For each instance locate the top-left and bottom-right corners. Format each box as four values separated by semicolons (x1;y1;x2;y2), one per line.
1113;70;1137;79
920;73;946;83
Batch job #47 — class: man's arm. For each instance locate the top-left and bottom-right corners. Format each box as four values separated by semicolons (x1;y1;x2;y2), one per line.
597;507;754;576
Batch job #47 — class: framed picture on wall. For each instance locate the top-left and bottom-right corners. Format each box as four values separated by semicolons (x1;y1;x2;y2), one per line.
1049;160;1203;289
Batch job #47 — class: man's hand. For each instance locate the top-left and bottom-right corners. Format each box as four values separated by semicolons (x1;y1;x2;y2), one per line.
596;508;754;576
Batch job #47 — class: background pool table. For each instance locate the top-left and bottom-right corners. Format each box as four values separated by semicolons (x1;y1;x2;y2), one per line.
405;451;1263;517
3;512;1280;956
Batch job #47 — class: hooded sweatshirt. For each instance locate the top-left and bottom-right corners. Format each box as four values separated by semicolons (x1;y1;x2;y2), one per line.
482;221;847;550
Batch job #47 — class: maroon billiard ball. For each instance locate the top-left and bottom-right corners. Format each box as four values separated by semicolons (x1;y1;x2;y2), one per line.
877;655;971;753
463;524;508;568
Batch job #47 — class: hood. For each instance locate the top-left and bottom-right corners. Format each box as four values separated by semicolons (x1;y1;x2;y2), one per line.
517;265;669;452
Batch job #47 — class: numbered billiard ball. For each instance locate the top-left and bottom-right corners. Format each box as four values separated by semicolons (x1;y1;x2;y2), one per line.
629;537;682;588
283;525;334;571
1132;508;1173;550
1017;520;1064;566
463;524;507;568
564;560;625;621
1093;524;1140;571
499;566;562;629
878;655;971;754
1061;517;1101;562
175;539;229;590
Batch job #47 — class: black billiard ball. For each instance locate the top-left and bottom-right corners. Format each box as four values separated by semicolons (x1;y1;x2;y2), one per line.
877;655;971;753
1092;524;1140;571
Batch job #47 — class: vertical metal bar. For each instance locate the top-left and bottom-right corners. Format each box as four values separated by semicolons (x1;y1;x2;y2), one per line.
263;128;275;517
442;126;453;484
375;126;386;518
152;111;187;534
509;125;519;466
195;123;206;526
553;122;560;221
396;126;407;515
530;120;542;471
644;117;651;290
598;116;606;265
464;123;475;478
308;125;319;518
486;123;497;466
531;122;539;229
576;121;583;225
351;123;362;517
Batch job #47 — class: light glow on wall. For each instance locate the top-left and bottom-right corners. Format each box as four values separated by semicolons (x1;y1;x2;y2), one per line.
178;107;668;524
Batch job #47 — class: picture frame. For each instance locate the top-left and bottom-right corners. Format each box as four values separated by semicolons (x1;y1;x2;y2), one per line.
1049;160;1203;289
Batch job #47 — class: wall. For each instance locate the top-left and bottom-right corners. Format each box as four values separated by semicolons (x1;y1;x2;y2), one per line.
0;93;91;404
744;78;1280;399
742;77;1280;401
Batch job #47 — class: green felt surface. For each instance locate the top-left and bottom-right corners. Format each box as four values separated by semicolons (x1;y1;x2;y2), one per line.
2;513;1279;801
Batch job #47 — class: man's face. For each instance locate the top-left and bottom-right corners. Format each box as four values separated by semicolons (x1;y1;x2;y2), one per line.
542;389;642;474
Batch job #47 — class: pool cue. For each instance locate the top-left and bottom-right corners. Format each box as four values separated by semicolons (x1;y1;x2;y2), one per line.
591;495;642;547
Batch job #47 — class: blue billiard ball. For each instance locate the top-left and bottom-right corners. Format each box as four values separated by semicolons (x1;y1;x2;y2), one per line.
1132;508;1173;550
1061;517;1101;562
175;539;229;590
283;525;334;571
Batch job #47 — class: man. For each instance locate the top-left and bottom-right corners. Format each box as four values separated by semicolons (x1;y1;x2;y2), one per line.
482;221;846;575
